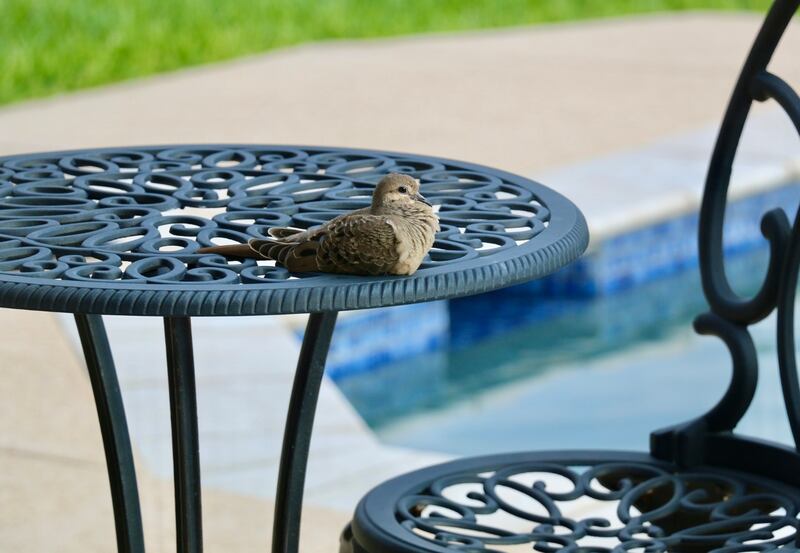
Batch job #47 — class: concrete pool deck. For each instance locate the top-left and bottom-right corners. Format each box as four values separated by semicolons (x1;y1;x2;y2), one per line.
1;11;798;552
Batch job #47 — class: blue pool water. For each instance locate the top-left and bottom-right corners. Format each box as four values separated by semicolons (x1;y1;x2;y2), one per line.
335;246;797;456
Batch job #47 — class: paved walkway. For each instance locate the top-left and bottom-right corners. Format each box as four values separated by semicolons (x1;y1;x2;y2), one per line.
1;12;798;552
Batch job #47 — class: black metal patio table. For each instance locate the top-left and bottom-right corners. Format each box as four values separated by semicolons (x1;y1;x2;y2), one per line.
0;145;588;553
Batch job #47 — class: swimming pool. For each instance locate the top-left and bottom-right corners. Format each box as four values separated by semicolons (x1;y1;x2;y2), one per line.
335;246;795;456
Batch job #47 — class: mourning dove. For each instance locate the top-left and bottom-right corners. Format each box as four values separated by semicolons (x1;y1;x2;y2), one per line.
197;173;439;276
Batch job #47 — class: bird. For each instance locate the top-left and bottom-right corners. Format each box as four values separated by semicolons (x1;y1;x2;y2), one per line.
197;173;439;276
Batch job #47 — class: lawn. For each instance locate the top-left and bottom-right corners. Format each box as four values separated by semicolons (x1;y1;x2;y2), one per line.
0;0;771;107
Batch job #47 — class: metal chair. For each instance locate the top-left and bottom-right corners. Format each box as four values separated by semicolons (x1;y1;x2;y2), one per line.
340;0;800;551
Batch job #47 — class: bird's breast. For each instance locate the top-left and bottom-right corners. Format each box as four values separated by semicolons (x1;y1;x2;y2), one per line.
391;218;436;275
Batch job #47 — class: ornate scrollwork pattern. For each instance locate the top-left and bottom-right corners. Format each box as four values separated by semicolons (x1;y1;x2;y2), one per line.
0;145;588;315
397;460;800;553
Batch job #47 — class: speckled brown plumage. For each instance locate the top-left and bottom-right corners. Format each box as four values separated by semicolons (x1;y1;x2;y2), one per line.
197;174;439;276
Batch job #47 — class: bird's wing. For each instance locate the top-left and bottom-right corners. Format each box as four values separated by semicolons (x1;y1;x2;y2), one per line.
316;213;399;275
248;213;398;275
266;207;372;243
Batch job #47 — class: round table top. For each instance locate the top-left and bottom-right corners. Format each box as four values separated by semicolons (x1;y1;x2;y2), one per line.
0;145;588;316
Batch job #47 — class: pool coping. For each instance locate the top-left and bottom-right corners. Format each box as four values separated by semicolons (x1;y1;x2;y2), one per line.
540;107;800;247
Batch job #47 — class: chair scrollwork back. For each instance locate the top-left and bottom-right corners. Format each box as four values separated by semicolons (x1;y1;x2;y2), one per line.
652;0;800;482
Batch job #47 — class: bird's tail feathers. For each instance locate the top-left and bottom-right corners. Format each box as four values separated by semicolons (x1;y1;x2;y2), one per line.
268;227;305;239
251;238;320;272
196;243;259;258
198;237;320;272
250;238;294;265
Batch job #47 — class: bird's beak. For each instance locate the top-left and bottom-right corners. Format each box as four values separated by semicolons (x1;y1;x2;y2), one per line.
414;193;432;207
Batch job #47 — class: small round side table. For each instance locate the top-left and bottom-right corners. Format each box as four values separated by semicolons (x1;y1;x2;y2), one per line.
0;144;588;553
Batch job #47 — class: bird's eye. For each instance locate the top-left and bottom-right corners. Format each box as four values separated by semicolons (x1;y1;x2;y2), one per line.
398;186;408;194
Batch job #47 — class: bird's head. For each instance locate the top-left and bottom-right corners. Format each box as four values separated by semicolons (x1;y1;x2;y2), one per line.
372;173;431;211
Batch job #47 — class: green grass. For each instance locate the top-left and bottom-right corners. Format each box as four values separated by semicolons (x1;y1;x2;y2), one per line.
0;0;771;107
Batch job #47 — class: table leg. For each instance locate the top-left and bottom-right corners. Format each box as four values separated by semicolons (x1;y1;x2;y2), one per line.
74;314;145;553
272;311;339;553
76;311;336;553
164;316;203;553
